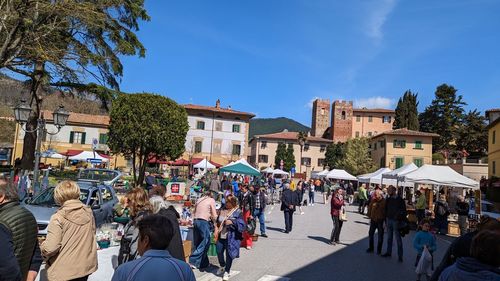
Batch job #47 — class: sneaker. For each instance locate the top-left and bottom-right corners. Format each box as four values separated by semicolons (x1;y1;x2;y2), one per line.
261;233;268;238
217;267;225;275
312;203;314;206
300;212;304;215
246;246;252;250
222;272;230;281
189;263;198;270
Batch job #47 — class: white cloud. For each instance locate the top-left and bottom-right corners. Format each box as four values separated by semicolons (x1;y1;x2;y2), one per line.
366;0;398;42
354;96;394;109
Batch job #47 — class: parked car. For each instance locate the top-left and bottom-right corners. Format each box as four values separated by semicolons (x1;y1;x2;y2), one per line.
468;199;500;220
24;169;121;235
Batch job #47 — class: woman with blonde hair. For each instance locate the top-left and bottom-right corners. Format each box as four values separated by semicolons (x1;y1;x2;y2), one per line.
40;181;97;281
118;187;152;265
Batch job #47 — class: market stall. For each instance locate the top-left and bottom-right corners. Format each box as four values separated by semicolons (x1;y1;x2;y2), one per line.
262;167;275;174
326;169;357;181
381;163;418;187
357;167;392;185
316;169;330;178
220;162;261;177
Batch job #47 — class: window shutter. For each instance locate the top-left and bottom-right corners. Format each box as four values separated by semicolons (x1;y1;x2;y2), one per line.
81;132;86;144
69;131;74;143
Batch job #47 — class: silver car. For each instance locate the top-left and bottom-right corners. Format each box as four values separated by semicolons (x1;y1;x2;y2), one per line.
24;169;121;235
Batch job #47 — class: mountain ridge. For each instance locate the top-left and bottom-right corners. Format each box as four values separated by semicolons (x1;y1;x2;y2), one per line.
249;117;310;140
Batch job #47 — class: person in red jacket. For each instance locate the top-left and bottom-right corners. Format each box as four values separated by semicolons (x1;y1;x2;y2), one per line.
329;189;345;245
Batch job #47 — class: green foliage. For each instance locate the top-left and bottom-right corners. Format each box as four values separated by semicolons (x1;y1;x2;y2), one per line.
394;90;419;130
456;110;487;155
419;84;466;152
249;118;310;139
432;153;445;163
324;142;344;169
285;143;295;172
0;119;15;143
108;93;188;184
341;138;376;175
274;143;287;170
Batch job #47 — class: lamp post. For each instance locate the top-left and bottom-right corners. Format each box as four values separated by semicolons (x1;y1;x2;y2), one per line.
13;100;69;195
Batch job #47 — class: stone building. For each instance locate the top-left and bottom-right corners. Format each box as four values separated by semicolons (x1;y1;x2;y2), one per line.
311;99;330;137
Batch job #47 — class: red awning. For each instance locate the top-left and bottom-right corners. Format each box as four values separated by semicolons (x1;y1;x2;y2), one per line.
63;150;83;156
98;153;111;159
191;158;222;168
167;158;190;166
147;156;168;164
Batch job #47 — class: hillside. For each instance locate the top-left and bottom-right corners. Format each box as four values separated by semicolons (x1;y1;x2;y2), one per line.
249;117;310;139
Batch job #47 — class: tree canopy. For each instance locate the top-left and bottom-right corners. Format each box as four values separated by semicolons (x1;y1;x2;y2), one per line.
341;138;376;175
324;142;344;169
285;143;296;172
456;110;488;156
108;93;188;185
393;90;419;130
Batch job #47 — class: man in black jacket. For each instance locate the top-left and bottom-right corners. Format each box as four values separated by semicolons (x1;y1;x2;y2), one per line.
381;185;407;262
281;183;298;233
455;195;469;235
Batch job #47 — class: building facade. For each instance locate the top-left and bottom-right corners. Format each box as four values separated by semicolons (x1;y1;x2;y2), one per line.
486;109;500;178
248;131;332;178
183;100;254;166
370;128;438;169
311;99;330;137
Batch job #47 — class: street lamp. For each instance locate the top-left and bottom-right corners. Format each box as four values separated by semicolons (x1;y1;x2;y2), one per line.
13;100;70;195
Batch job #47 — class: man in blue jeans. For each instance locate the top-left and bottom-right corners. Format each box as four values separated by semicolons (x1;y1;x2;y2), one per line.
251;185;267;238
189;192;217;269
381;185;407;262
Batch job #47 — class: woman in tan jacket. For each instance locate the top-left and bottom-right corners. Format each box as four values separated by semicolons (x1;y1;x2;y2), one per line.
366;189;386;255
41;181;97;281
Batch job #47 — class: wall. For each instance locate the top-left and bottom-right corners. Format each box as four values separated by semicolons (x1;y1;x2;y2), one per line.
448;163;488;182
488;122;500;178
371;135;433;169
331;101;353;142
311;99;330;137
351;112;394;138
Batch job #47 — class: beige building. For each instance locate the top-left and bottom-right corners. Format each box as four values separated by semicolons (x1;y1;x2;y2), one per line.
248;131;332;177
351;108;395;139
370;128;439;169
486;108;500;178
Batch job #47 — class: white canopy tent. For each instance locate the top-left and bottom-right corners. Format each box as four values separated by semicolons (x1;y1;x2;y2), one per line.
262;167;275;174
381;163;418;187
357;168;392;184
193;158;216;169
41;151;65;159
400;164;479;189
316;170;330;178
272;169;289;176
326;169;357;181
68;151;109;162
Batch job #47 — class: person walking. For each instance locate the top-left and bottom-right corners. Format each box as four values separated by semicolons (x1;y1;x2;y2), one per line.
358;184;368;214
252;185;267;238
346;182;354;205
112;214;196;281
40;181;97;281
150;196;184;261
415;190;427;224
308;179;315;206
118;188;153;265
296;181;305;215
281;183;298;233
0;177;38;281
329;189;345;245
366;189;386;255
239;185;255;249
190;190;217;269
434;194;450;235
215;195;245;281
455;195;469;235
413;219;436;281
381;185;407;262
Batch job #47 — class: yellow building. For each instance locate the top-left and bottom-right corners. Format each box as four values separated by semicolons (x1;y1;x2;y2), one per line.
12;111;127;169
486;109;500;178
370;128;439;169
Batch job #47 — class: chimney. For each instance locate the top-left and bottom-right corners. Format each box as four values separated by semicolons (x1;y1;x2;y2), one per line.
215;99;221;109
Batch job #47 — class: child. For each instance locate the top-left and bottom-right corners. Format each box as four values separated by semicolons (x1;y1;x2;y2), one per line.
413;219;437;281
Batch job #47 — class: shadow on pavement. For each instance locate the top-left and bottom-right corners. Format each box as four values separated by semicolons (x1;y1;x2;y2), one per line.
307;235;331;245
353;220;370;225
266;226;285;233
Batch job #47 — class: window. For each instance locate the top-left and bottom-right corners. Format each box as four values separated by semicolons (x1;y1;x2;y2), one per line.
320;144;326;152
194;141;202;153
215;122;222;131
493;161;496;175
318;158;325;166
493;130;496;144
413;158;423;167
383;116;392;123
69;131;86;144
395;157;404;169
368;116;373;122
258;155;268;163
320;108;325;115
341;111;346;120
232;144;241;155
232;124;240;133
213;140;221;154
301;157;311;166
303;143;310;151
414;140;422;149
393;140;406;148
368;132;372;137
99;133;108;144
356;115;361;122
196;121;205;130
379;140;385;148
261;141;267;149
355;131;360;138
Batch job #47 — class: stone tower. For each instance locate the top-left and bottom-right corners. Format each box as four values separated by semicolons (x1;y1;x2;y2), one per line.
331;100;353;142
311;99;330;137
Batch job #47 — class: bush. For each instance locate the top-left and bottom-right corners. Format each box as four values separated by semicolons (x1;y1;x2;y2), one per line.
432;153;445;163
49;170;78;180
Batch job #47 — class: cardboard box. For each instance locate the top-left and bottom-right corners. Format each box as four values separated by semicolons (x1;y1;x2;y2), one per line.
448;222;460;237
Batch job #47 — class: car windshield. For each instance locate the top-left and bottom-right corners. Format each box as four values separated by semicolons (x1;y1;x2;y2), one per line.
29;187;89;206
77;169;118;182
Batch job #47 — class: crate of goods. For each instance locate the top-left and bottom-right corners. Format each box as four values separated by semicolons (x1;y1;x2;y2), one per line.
447;222;460;237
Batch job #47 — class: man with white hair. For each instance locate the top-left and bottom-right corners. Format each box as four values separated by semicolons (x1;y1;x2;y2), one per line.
281;183;298;233
455;195;469;235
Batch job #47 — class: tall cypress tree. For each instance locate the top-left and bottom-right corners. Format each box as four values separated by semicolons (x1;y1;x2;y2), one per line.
274;143;287;169
394;90;419;130
285;143;296;172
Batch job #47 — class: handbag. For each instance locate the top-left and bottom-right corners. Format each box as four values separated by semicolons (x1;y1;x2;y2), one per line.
214;207;238;243
340;206;348;222
246;217;256;235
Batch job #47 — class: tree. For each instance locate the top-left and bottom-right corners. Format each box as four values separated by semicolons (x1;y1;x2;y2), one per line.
1;0;149;169
419;84;466;153
108;93;188;185
324;142;344;169
274;143;287;170
297;131;307;173
341;138;376;175
456;110;488;156
285;143;296;172
393;90;419;130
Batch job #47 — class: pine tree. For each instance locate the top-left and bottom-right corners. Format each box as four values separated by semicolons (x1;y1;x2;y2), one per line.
456;110;487;156
285;143;296;172
324;142;344;169
274;143;287;170
394;90;419;130
341;138;376;175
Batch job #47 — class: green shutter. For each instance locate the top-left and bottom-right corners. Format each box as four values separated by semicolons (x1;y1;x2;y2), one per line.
69;131;74;143
81;132;86;144
393;140;397;148
401;140;406;148
395;157;404;169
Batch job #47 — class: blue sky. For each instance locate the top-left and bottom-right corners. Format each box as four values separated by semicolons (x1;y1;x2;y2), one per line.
118;0;500;126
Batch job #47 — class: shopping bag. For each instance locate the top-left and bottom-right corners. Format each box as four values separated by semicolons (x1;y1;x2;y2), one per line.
415;247;432;276
340;206;348;222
